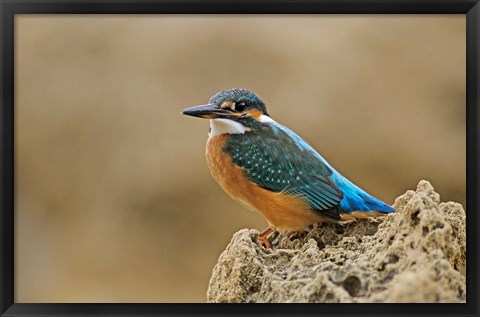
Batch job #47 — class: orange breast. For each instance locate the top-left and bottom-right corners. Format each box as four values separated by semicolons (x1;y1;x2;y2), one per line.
206;135;328;232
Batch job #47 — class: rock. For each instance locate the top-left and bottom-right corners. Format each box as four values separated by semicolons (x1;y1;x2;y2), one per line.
206;180;466;303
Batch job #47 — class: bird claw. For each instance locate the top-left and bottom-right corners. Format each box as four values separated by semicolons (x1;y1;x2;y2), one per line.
286;231;304;241
258;235;271;249
258;227;276;249
258;229;305;248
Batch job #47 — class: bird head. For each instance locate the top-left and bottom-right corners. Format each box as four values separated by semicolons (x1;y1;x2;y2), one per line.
182;89;273;136
182;88;270;121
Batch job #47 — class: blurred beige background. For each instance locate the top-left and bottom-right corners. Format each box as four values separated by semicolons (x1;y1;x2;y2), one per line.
15;15;465;303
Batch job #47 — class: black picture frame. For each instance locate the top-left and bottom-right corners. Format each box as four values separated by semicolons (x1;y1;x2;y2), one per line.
1;0;478;316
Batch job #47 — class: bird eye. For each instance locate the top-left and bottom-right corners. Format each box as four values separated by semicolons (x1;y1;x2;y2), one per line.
235;102;247;112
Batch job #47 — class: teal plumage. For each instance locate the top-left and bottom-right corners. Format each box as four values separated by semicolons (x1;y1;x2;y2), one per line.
224;118;344;220
222;115;393;220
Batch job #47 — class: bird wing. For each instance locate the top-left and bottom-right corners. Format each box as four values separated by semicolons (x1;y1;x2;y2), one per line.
224;121;344;220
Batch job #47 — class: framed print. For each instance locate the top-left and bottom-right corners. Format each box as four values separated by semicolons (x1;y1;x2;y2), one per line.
1;0;478;316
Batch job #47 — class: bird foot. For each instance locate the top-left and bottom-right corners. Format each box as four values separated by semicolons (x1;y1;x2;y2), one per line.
286;231;305;241
258;227;276;249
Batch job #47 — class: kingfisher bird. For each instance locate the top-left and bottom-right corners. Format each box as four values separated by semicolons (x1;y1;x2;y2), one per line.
182;88;394;248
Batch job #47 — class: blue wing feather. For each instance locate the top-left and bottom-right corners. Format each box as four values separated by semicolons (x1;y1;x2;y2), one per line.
273;122;394;213
224;118;394;217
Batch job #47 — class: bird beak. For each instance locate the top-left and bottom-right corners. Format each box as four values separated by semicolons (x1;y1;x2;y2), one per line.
181;104;231;119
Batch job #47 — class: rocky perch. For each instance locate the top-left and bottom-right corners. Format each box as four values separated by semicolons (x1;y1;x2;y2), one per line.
207;181;466;303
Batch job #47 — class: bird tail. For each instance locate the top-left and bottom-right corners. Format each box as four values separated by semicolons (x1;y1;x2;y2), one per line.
330;171;395;214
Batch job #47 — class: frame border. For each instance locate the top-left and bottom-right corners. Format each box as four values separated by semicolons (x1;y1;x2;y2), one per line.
1;1;478;316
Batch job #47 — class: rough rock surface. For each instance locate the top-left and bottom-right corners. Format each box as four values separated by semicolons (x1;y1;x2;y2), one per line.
207;181;466;303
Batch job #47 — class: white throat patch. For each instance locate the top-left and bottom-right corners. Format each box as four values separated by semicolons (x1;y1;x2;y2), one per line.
209;118;250;137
